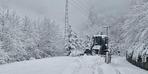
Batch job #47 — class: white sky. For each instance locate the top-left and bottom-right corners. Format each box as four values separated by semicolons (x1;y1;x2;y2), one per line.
0;0;130;32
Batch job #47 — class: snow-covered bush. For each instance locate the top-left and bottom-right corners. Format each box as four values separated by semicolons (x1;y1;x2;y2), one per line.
0;50;9;64
69;50;84;57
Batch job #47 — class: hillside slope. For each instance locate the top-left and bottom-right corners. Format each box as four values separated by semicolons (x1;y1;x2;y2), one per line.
120;1;148;59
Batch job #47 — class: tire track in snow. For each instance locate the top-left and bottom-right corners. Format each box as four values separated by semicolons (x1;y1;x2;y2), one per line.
71;57;83;74
62;56;105;74
73;56;104;74
61;58;81;74
99;64;123;74
92;57;104;74
93;65;104;74
115;69;121;74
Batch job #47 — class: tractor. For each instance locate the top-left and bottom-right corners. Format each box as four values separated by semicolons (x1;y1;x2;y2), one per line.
91;35;109;55
84;34;111;63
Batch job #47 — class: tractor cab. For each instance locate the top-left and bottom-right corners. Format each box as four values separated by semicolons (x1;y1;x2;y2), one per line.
91;35;108;55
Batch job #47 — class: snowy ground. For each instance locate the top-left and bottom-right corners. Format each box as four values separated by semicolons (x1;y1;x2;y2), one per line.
0;56;147;74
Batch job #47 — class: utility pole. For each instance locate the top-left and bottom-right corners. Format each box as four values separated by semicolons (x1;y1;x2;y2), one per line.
65;0;69;29
104;26;109;47
65;0;71;54
104;26;111;64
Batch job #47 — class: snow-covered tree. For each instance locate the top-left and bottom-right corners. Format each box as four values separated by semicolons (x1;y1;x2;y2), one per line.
0;8;61;64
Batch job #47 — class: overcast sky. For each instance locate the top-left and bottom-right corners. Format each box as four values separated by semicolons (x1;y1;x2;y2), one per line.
0;0;130;31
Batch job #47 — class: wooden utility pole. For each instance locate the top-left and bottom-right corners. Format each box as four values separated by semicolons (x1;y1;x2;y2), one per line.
65;0;68;50
65;0;69;28
65;0;71;53
104;26;111;64
104;26;109;47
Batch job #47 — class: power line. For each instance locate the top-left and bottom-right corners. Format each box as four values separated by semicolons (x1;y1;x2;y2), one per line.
69;0;90;18
64;0;93;53
75;0;90;9
71;0;89;13
69;1;88;17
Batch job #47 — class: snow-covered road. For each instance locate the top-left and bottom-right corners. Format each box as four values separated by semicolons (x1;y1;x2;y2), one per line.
0;56;147;74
